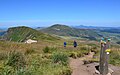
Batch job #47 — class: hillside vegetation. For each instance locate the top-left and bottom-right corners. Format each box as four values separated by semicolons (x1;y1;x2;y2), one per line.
40;24;102;40
0;25;120;75
3;26;59;42
40;24;120;44
0;39;100;75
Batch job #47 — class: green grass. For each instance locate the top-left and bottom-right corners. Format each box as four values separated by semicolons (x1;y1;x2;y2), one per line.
3;26;60;42
52;52;68;65
6;50;26;69
109;50;120;66
0;41;72;75
0;38;120;75
0;50;71;75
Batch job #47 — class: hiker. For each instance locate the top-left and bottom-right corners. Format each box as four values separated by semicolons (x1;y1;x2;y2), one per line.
73;40;77;47
64;42;67;47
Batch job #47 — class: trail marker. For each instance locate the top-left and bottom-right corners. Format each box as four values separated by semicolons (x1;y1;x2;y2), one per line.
105;49;111;53
99;38;111;75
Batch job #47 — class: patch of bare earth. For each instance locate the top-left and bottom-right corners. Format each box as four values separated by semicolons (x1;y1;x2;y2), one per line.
69;52;120;75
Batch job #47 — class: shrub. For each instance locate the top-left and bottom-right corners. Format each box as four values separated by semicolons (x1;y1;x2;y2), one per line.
0;65;14;75
42;54;52;59
91;47;99;54
109;51;120;66
43;46;57;53
77;52;84;58
25;48;35;55
52;52;68;65
59;67;72;75
81;50;89;55
14;68;33;75
50;47;57;52
69;52;77;59
6;50;26;69
43;46;50;53
0;52;8;60
80;46;90;55
80;46;87;50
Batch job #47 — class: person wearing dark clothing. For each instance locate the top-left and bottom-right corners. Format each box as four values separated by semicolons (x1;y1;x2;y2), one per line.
64;42;67;47
73;41;77;47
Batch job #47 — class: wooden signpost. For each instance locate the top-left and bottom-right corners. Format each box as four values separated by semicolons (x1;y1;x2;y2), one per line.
99;38;111;75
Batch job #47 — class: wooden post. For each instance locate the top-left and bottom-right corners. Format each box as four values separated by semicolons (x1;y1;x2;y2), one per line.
99;38;111;75
103;43;107;75
99;41;103;74
104;39;111;74
99;40;106;75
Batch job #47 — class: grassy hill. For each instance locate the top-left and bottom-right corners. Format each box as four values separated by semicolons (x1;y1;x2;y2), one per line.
40;24;102;40
0;26;120;75
40;24;120;44
3;26;59;42
40;24;76;36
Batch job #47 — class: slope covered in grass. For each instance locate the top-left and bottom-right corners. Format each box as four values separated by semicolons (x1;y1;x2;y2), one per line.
3;26;59;42
0;37;120;75
40;24;102;40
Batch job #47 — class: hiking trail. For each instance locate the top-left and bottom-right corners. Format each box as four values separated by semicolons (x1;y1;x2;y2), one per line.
69;52;95;75
69;52;120;75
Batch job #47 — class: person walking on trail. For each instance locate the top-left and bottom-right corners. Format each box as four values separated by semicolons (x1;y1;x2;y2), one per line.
73;40;77;47
64;42;67;47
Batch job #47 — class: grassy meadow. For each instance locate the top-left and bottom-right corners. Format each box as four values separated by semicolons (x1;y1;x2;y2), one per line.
0;38;120;75
0;39;99;75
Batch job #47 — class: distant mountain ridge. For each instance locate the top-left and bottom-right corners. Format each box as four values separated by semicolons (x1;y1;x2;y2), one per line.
40;24;120;43
41;24;78;36
36;27;46;30
73;25;120;30
3;26;59;42
1;24;120;44
73;25;98;29
40;24;102;40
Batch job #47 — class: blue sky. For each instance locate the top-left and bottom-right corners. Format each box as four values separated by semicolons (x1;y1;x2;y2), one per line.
0;0;120;28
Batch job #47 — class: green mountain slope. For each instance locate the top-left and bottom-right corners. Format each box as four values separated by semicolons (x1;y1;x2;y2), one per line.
40;24;102;40
3;26;59;42
41;24;76;36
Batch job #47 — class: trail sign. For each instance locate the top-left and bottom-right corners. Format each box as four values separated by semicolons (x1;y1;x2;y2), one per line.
99;38;111;75
105;49;111;52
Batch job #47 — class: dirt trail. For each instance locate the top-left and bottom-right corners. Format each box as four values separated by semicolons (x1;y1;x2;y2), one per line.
69;52;96;75
70;58;91;75
69;52;120;75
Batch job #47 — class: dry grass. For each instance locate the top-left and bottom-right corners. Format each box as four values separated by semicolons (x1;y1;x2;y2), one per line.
0;39;120;74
